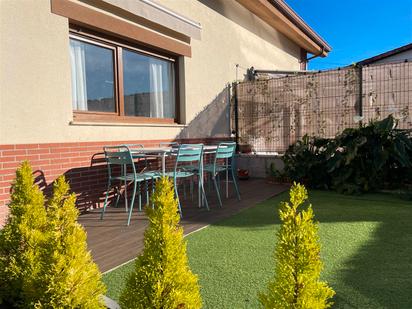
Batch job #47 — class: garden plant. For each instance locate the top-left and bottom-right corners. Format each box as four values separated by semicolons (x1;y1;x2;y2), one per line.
259;183;335;309
120;176;202;309
0;161;106;308
282;115;412;194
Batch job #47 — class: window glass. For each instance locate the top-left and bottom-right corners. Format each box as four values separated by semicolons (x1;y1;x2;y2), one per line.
69;38;115;112
123;49;175;118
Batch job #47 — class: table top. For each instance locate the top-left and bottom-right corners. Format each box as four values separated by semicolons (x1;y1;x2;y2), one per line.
130;145;219;154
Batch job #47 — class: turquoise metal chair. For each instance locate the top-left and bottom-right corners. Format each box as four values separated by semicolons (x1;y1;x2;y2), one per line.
101;145;155;226
164;144;209;217
203;142;240;207
124;143;162;208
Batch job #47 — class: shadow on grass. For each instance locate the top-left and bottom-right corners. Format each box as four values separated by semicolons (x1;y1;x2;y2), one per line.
210;190;412;308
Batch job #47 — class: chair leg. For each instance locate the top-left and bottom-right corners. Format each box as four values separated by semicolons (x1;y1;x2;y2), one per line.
232;166;241;201
127;181;137;226
145;180;149;206
114;184;121;208
190;178;194;201
100;179;111;220
174;179;183;218
124;180;128;213
138;182;142;212
213;175;223;208
201;177;210;211
151;177;155;209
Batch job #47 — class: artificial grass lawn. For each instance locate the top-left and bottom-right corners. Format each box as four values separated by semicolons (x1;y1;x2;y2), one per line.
103;190;412;308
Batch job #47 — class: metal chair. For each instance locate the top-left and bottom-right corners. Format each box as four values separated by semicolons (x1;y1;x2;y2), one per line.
100;145;157;226
164;144;209;217
203;142;240;207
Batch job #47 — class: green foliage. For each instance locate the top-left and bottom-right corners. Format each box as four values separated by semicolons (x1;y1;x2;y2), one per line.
259;183;335;309
282;136;331;189
0;161;48;307
283;115;412;194
0;162;106;308
120;177;201;309
38;176;106;308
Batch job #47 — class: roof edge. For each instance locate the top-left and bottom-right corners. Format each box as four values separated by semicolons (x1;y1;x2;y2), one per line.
235;0;331;57
356;42;412;65
271;0;331;53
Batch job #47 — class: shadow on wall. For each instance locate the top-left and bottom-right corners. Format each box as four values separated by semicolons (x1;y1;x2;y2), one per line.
32;153;110;213
176;86;231;139
198;0;299;59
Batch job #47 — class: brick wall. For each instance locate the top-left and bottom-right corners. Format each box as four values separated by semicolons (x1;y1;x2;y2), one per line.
0;138;228;226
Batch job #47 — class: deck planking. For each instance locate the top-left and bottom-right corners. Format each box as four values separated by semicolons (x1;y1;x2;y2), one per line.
79;179;288;272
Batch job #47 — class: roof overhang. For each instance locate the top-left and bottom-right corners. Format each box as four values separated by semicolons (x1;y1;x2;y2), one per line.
236;0;331;57
98;0;202;40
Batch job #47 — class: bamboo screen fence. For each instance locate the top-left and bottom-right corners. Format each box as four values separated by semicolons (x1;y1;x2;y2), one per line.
234;61;412;153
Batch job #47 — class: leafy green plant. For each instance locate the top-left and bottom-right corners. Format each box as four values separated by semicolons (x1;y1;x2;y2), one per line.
259;183;335;309
283;115;412;194
0;162;106;308
282;135;331;189
120;177;201;309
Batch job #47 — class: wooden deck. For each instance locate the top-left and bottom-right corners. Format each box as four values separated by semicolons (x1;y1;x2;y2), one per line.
79;179;288;272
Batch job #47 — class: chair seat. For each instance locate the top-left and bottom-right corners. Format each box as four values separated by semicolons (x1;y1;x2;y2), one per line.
144;171;162;178
203;164;227;173
164;171;195;178
112;172;155;182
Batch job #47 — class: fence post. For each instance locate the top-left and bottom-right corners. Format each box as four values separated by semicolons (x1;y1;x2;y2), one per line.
233;82;239;151
357;64;363;117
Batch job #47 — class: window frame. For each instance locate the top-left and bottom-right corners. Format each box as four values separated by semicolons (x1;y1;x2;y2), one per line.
69;26;180;125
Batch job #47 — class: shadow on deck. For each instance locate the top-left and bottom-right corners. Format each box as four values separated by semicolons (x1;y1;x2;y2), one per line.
79;179;287;272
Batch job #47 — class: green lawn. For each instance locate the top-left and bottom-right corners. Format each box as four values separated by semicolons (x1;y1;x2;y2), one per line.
103;190;412;308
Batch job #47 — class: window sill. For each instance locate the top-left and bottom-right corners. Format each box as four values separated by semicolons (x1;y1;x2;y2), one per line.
69;121;187;128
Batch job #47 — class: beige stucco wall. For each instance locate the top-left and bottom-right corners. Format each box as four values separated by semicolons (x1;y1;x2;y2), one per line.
0;0;301;145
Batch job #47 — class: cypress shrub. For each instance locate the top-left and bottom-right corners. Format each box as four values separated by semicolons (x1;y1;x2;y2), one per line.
0;162;106;308
259;183;335;309
0;161;48;307
39;176;106;308
120;177;202;309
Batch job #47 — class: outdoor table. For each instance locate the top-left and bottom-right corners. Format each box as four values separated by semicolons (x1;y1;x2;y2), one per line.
130;145;220;207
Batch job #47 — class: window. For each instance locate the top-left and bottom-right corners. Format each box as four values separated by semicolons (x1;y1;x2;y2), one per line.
69;29;178;123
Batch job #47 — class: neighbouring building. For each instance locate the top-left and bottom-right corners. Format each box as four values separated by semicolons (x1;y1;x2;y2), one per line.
357;42;412;65
0;0;330;224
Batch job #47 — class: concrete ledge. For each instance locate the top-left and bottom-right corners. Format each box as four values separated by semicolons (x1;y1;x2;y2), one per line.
236;153;284;178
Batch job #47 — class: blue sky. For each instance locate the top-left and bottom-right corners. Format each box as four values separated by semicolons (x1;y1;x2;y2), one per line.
286;0;412;70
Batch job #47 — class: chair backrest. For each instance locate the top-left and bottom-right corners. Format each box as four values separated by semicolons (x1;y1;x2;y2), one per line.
123;144;144;151
215;142;236;160
103;145;136;177
174;144;203;171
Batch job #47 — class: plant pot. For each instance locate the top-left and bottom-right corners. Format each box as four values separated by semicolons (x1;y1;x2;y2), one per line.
239;144;252;154
238;169;249;180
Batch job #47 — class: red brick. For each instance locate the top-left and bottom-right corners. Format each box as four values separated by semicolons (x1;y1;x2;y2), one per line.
15;155;40;162
2;149;27;156
16;144;39;149
1;161;20;169
0;145;15;150
28;148;50;155
39;153;60;160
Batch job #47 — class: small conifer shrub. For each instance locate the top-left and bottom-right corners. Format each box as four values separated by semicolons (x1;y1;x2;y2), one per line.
259;183;335;309
39;176;106;308
0;162;106;308
120;177;202;309
0;161;48;307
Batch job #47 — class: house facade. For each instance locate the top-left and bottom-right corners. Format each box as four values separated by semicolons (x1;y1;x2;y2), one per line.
0;0;330;224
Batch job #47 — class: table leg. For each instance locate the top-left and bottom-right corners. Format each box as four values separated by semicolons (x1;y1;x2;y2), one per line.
162;152;166;175
226;158;229;198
